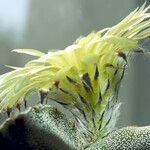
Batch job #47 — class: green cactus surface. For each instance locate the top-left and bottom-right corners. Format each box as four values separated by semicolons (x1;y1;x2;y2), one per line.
1;105;150;150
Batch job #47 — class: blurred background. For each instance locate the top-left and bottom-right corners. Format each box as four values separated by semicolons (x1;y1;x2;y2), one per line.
0;0;149;128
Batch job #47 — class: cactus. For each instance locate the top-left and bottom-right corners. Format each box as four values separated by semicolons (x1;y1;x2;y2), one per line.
0;3;150;150
1;105;150;150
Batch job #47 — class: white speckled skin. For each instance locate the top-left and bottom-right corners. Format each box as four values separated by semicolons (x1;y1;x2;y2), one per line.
1;105;150;150
0;105;78;150
87;126;150;150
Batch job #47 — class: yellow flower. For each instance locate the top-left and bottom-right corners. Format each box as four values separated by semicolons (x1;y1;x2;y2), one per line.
0;3;150;143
